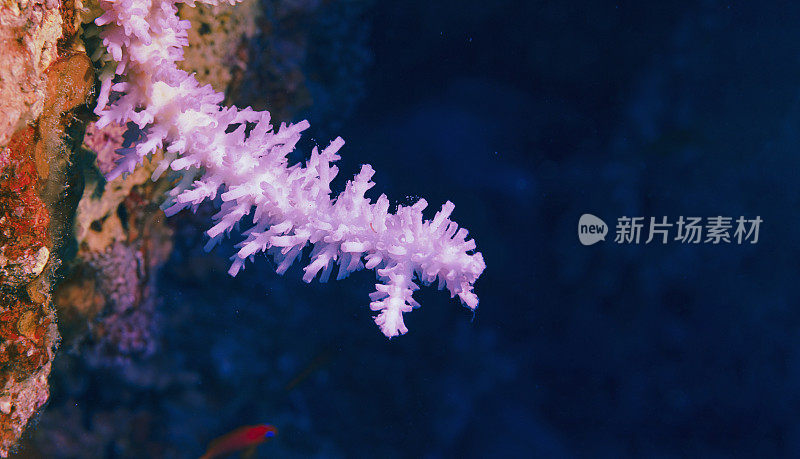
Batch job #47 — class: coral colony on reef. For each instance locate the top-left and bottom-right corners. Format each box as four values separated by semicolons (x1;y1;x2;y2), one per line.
94;0;485;337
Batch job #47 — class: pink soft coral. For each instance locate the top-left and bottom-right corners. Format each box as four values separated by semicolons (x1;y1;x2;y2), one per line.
94;0;485;337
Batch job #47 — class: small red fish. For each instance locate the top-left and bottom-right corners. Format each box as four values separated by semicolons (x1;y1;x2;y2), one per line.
199;424;277;459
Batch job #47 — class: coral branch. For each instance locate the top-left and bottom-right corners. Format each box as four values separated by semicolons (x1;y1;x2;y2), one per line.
94;0;485;337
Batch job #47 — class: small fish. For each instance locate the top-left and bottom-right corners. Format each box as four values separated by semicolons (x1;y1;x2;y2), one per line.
199;424;277;459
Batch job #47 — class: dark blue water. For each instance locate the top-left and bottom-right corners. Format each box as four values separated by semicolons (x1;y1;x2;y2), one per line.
34;1;800;457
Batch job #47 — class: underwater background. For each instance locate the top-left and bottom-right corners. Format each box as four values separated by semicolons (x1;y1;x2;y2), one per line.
18;0;800;457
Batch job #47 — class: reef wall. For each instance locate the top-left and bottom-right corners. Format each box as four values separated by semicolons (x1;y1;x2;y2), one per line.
0;0;91;454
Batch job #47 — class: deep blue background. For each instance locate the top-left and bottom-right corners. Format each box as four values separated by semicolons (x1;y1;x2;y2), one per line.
324;1;800;456
330;3;799;455
32;1;800;458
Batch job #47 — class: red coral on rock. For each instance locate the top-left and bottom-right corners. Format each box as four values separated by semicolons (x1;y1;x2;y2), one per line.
0;127;59;457
0;127;51;288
